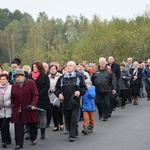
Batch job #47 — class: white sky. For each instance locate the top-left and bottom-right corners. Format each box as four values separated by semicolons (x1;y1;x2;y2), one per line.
1;0;149;21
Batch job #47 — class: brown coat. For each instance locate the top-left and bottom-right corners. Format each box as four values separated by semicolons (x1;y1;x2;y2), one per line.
11;78;39;124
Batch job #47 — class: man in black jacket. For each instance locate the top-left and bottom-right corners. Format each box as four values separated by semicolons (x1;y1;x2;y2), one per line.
108;56;120;111
91;57;116;121
55;61;86;142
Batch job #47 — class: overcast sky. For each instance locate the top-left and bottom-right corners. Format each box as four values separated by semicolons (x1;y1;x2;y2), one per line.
1;0;149;21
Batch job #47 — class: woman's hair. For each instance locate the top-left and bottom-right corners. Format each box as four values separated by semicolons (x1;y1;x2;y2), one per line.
49;64;58;70
11;58;21;66
0;73;9;80
31;61;45;75
22;65;31;73
119;62;125;67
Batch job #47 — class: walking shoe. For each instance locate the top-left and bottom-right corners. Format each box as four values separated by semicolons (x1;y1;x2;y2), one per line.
25;132;31;140
103;118;107;121
31;140;37;146
64;130;69;135
82;126;88;135
53;127;59;132
88;126;93;133
69;137;75;142
2;143;7;148
15;145;23;149
40;133;45;139
60;125;64;131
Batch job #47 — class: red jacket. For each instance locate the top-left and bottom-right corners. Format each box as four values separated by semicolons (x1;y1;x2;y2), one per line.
11;78;39;124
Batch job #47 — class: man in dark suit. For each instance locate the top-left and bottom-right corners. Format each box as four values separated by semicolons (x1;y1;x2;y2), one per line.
108;56;120;113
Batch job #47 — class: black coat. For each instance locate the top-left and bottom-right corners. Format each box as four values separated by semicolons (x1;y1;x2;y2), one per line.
110;63;120;80
130;68;143;85
28;74;50;110
91;68;116;93
55;71;86;110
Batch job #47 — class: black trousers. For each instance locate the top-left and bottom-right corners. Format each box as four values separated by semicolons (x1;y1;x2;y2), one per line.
120;89;127;107
15;113;37;147
46;104;52;126
65;108;79;138
95;92;110;119
52;104;63;128
146;82;150;98
0;117;11;143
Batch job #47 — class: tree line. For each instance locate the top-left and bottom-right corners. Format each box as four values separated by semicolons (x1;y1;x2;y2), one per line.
0;7;150;69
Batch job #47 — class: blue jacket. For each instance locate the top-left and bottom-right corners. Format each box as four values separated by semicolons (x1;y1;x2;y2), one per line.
82;85;96;112
144;66;150;87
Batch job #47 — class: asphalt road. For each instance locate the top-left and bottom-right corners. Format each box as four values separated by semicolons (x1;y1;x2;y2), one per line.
1;97;150;150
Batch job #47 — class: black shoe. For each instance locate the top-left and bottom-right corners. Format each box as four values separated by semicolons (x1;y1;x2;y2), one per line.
69;137;75;142
25;133;31;140
40;133;45;139
2;143;7;148
82;127;88;135
31;140;37;146
53;127;59;132
103;118;107;121
15;145;23;149
6;141;11;145
64;130;69;135
147;98;150;101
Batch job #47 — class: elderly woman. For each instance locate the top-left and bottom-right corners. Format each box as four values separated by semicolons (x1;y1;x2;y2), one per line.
118;62;131;108
0;73;12;148
130;61;143;105
48;64;63;131
11;69;39;149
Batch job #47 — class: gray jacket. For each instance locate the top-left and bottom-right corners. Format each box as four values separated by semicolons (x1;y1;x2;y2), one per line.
0;85;12;118
118;69;131;90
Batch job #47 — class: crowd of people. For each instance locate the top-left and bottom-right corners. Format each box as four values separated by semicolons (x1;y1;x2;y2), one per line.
0;56;150;149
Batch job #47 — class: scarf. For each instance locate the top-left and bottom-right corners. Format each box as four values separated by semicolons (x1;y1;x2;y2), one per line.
133;68;138;76
0;83;10;101
10;69;16;83
31;71;40;80
50;72;57;79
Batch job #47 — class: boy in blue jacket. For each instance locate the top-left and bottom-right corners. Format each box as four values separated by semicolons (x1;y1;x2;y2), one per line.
82;79;96;135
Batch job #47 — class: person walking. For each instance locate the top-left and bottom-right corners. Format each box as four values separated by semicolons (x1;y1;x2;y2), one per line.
11;69;39;149
55;61;86;142
118;62;131;108
130;61;143;105
81;79;96;135
48;64;63;131
28;61;50;139
0;73;12;148
91;57;116;121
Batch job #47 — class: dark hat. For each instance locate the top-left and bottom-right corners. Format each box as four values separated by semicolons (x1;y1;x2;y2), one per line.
13;69;25;77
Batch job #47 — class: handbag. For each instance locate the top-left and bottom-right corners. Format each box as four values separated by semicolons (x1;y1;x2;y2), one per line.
53;98;61;107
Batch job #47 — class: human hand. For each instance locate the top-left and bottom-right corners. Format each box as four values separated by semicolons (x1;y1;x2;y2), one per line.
58;94;64;101
74;91;80;97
